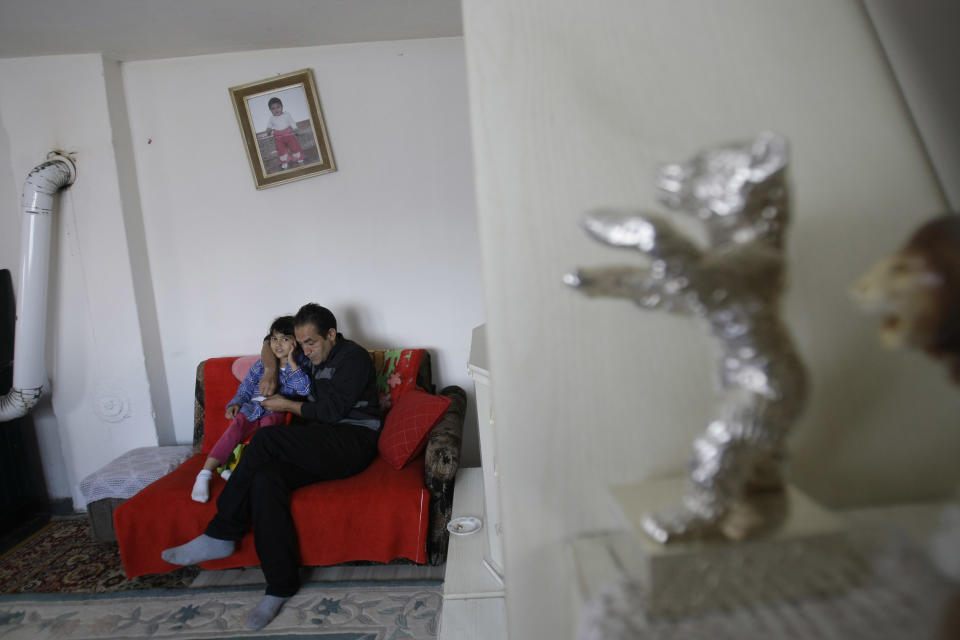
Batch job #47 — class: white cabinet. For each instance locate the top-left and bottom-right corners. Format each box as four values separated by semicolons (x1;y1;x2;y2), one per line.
439;468;507;639
467;324;504;579
438;325;508;639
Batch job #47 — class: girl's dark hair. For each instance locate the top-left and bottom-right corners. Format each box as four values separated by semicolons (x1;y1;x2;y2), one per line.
269;315;296;337
268;97;283;108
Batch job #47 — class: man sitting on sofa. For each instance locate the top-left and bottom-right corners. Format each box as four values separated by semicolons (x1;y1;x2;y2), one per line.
161;303;381;630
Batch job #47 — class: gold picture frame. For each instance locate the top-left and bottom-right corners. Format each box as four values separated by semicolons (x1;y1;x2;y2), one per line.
229;69;336;189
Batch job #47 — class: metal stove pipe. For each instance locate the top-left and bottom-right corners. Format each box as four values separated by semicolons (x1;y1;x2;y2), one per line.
0;154;76;421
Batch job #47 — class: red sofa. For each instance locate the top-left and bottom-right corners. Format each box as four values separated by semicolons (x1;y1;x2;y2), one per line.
114;350;464;578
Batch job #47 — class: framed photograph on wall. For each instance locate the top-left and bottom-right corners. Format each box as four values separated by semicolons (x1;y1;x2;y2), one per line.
229;68;336;189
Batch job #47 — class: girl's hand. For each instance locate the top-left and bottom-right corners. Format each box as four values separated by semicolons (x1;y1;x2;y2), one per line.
225;405;239;419
286;349;299;369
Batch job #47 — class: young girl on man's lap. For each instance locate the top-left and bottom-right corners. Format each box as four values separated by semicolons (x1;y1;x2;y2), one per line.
191;316;311;502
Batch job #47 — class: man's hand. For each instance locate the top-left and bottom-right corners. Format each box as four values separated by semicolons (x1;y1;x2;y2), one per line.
225;405;239;419
258;375;278;396
261;394;301;416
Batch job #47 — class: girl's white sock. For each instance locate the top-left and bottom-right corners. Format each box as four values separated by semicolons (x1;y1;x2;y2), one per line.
191;469;213;503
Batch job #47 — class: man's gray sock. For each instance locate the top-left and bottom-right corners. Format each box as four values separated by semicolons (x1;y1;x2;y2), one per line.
160;534;234;565
246;595;290;630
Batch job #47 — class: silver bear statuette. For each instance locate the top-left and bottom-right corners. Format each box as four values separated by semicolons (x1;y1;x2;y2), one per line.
566;132;808;543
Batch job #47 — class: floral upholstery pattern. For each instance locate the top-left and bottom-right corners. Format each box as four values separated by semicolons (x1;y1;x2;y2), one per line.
374;349;426;411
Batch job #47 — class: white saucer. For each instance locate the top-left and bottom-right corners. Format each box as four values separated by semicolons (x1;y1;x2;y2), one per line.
447;516;482;536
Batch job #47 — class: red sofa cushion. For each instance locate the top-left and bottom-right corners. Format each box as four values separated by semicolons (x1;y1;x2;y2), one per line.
200;357;246;456
378;389;452;470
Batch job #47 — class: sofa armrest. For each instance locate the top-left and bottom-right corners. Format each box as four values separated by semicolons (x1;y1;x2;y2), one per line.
193;360;206;453
424;385;466;565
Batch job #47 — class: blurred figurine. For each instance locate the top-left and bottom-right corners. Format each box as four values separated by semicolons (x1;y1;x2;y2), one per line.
851;214;960;383
852;214;960;640
565;132;808;543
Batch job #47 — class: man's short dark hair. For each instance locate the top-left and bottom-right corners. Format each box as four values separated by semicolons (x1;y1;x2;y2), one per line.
294;304;337;335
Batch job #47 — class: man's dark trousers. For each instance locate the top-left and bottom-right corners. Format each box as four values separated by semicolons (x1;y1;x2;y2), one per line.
205;422;379;596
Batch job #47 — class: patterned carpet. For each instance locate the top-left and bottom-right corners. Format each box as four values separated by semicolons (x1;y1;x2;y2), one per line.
0;517;199;594
0;517;445;638
0;581;443;639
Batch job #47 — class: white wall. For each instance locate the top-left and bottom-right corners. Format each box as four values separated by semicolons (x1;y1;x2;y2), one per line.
864;0;960;211
462;1;960;638
123;38;484;454
0;37;484;507
0;116;17;293
0;54;158;507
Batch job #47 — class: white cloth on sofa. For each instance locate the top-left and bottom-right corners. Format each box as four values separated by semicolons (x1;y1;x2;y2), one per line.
79;445;193;505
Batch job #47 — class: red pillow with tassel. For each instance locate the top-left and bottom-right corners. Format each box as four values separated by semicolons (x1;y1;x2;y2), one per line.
377;389;451;469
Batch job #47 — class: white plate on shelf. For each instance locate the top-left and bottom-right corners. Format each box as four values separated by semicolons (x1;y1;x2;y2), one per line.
447;516;482;536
